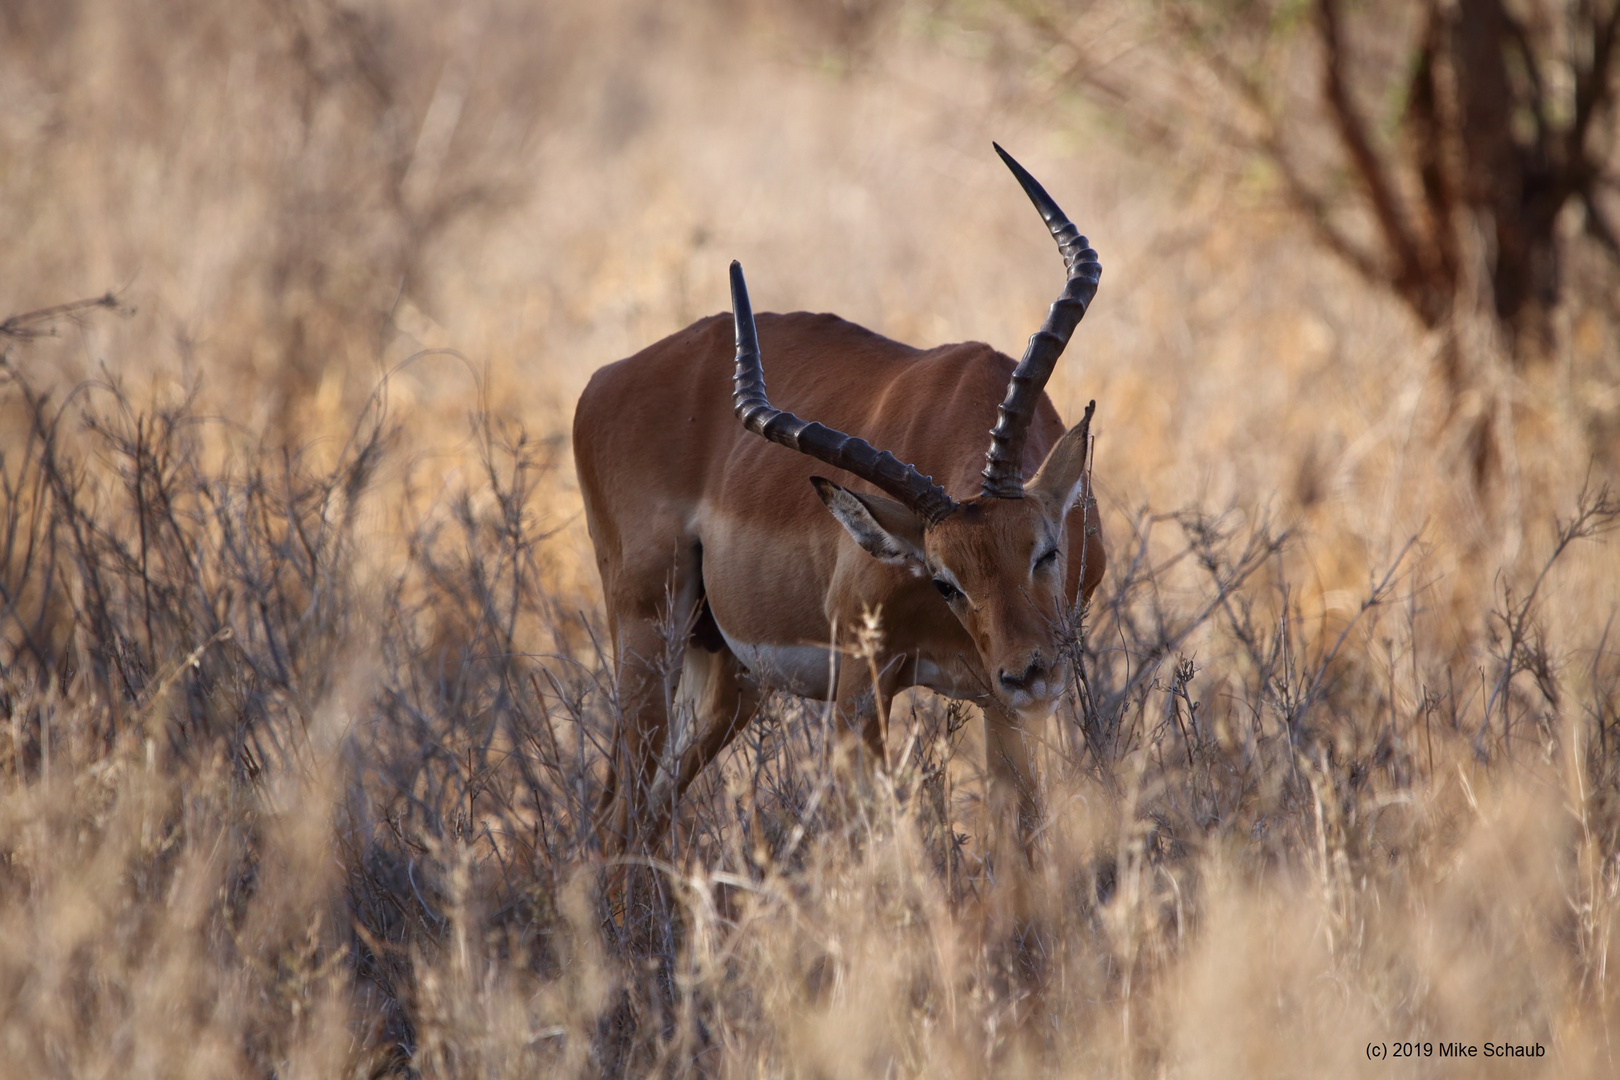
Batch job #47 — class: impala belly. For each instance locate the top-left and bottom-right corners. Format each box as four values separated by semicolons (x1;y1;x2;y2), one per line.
695;502;846;698
708;625;992;704
698;506;998;704
914;655;995;701
713;634;993;704
713;632;840;699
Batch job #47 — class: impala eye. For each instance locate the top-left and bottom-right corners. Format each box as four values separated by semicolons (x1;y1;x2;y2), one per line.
1035;547;1059;569
932;578;961;603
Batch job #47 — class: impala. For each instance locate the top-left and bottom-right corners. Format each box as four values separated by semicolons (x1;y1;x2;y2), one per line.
574;145;1105;855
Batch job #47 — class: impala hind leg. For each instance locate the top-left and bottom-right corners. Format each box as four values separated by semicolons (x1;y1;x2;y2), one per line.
643;636;763;842
596;549;703;857
596;619;677;856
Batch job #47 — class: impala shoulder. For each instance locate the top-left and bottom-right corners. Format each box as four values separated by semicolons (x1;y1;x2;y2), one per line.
779;310;919;352
941;342;1067;432
921;340;1016;382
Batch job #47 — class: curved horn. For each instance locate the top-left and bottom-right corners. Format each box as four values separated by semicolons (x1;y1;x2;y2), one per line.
730;261;959;526
981;143;1102;499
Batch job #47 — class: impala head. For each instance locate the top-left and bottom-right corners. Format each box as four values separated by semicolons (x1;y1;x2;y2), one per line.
730;144;1104;713
809;424;1096;710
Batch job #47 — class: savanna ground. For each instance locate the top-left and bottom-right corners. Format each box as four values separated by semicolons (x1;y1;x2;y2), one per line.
2;1;1619;1076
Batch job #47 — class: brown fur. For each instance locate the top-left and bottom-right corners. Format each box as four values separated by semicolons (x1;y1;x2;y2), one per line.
574;310;1106;854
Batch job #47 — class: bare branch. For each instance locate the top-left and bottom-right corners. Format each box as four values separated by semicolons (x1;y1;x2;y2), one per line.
1405;4;1463;293
1483;478;1620;736
1315;0;1435;314
0;293;126;342
1499;8;1552;158
1583;188;1620;262
1019;5;1180;148
1570;0;1620;180
1170;6;1393;290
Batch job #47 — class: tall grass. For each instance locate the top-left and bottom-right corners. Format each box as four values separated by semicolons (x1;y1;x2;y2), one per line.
2;1;1618;1077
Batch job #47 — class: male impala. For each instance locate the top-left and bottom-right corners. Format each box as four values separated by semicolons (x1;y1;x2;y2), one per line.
574;145;1105;855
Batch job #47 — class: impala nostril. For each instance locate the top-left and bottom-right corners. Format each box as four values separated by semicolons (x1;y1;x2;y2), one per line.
1000;659;1046;691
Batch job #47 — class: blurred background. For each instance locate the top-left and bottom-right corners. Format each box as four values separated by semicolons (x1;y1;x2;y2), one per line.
2;1;1618;1076
6;0;1613;557
7;0;1619;591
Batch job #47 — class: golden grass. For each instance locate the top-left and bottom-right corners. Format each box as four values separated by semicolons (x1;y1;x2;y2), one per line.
1;1;1617;1076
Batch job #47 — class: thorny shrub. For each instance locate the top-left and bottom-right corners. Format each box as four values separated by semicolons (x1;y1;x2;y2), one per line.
1;300;1618;1077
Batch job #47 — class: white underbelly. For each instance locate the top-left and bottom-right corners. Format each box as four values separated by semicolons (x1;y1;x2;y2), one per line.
716;629;841;699
714;636;994;705
913;656;995;700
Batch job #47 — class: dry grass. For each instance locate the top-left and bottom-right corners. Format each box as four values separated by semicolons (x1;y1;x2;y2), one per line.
2;1;1618;1076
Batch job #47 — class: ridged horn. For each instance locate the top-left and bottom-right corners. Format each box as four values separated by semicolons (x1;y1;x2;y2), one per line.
981;143;1102;499
730;261;959;526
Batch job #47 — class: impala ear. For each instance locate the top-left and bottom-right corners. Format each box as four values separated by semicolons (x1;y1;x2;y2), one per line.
811;477;927;566
1027;402;1095;521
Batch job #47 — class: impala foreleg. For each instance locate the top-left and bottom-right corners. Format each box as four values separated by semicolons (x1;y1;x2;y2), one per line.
830;651;907;769
984;702;1042;863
